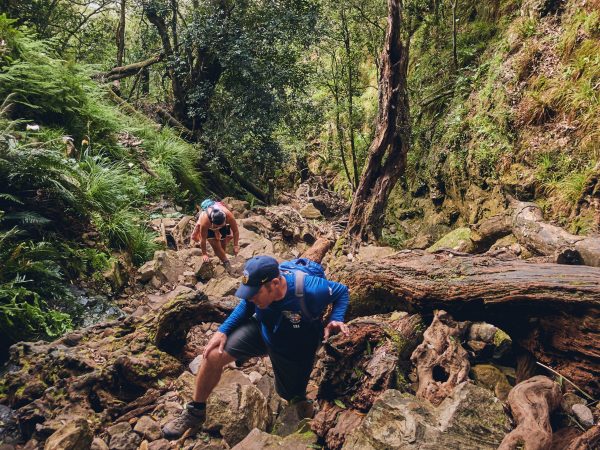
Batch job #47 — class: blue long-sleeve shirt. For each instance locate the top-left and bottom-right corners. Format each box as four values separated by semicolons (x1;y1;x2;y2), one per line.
218;272;349;351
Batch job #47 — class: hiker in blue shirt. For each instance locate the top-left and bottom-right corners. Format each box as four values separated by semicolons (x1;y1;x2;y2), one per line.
163;255;350;440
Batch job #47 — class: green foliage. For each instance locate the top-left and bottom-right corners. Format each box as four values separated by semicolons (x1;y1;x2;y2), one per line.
0;33;118;142
0;227;73;343
79;153;145;212
93;209;159;265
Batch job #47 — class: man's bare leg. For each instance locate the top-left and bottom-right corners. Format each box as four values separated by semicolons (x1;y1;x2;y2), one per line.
193;348;235;402
162;348;235;439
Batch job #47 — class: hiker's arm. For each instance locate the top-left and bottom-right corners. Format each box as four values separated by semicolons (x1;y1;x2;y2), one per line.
326;280;349;323
191;217;202;243
217;299;255;335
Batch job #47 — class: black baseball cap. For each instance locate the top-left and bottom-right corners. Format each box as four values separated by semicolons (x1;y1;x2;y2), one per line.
235;255;280;299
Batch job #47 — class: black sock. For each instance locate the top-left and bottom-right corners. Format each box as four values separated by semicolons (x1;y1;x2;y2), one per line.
188;401;206;410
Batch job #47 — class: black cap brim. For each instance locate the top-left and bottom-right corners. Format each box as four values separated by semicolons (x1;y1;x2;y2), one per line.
235;283;261;300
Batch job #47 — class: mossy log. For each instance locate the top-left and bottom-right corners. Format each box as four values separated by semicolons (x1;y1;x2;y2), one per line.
330;249;600;396
498;376;562;450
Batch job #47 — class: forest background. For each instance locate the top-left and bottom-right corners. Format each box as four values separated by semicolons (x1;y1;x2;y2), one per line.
0;0;598;358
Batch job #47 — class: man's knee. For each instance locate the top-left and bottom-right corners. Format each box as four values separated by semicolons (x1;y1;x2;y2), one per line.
203;348;233;367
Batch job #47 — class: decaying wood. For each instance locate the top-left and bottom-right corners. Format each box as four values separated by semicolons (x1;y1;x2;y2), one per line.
498;376;562;450
411;310;470;406
301;236;334;264
313;312;424;449
511;198;600;267
565;424;600;450
330;250;600;395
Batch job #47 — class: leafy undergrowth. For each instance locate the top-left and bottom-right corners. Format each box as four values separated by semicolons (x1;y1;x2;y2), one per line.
0;15;206;354
386;0;599;245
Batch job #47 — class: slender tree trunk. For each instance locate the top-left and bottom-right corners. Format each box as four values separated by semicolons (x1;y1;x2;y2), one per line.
144;5;187;122
341;8;359;189
331;54;354;191
345;0;411;247
116;0;126;67
452;0;458;70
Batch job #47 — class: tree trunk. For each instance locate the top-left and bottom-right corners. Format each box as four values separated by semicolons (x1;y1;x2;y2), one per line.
116;0;126;67
345;0;411;247
341;7;359;189
330;250;600;395
144;5;187;123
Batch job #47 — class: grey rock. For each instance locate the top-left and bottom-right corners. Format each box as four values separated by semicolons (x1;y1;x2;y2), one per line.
343;382;510;450
205;380;269;446
299;203;322;219
231;427;318;450
572;403;595;429
148;439;171;450
107;422;131;437
109;431;141;450
133;416;162;441
189;355;203;375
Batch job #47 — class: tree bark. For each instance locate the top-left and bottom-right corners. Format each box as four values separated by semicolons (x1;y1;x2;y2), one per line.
345;0;411;247
341;7;359;189
498;376;562;450
330;250;600;395
144;5;187;122
565;424;600;450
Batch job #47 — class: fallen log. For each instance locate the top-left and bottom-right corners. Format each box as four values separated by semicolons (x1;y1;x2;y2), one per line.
510;198;600;267
96;54;163;81
330;250;600;396
498;376;562;450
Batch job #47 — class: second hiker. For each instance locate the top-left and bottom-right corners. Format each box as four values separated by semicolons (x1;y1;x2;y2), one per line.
191;199;240;271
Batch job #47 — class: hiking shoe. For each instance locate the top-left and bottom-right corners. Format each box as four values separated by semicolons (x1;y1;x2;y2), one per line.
162;403;205;440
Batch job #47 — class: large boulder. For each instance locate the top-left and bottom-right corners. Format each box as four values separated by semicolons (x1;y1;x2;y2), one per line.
342;383;510;449
204;371;270;446
238;227;275;259
43;418;93;450
231;427;318;450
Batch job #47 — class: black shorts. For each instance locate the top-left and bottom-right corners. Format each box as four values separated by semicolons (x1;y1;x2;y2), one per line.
223;317;323;401
207;225;231;240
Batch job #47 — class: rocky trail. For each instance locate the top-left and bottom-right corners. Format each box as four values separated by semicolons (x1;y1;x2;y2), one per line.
0;181;599;450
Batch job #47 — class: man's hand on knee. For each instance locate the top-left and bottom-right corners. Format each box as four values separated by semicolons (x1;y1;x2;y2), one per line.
203;331;227;358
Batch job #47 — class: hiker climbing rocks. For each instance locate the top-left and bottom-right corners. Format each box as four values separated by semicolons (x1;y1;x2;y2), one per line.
191;199;240;270
162;255;350;440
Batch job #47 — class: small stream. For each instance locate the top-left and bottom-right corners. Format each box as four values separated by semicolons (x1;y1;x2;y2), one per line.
70;286;125;329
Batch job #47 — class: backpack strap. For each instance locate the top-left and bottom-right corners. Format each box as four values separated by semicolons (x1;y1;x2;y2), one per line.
294;271;317;321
